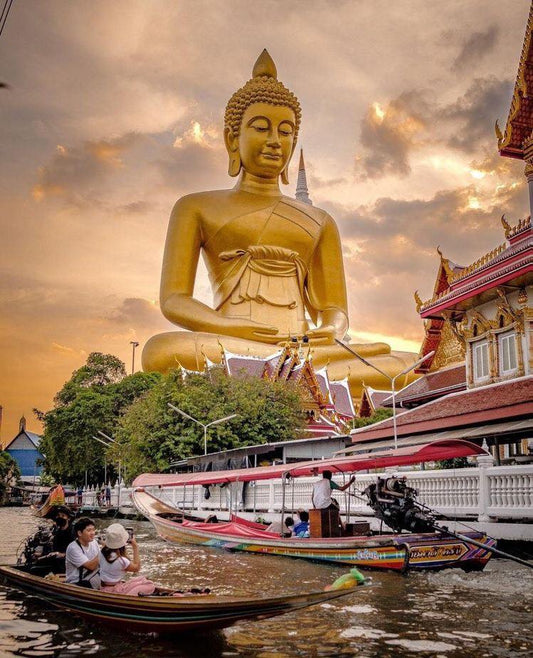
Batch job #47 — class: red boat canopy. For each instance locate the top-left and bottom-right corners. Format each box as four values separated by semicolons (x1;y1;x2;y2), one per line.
133;439;487;489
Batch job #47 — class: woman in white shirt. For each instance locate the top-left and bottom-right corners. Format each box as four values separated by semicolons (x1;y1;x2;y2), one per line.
99;523;156;596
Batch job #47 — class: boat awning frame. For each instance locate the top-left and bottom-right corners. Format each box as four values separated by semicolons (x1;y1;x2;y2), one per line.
133;439;488;488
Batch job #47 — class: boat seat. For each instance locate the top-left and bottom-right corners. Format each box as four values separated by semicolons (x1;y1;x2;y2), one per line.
309;508;342;538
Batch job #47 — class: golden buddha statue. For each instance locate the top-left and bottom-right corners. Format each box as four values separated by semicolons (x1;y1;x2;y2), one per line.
142;50;415;396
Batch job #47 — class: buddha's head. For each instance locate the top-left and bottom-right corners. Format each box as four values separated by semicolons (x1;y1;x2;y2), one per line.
224;50;301;184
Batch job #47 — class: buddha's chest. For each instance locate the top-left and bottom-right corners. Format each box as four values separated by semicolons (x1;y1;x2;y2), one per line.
201;199;322;264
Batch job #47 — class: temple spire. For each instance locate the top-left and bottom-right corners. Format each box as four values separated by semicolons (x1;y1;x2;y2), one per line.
295;149;312;205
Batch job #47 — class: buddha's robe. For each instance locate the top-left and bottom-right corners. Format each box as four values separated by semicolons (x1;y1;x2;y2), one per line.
203;196;348;336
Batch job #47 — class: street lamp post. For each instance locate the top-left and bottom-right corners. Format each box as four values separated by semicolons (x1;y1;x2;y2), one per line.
130;341;139;375
334;339;435;449
167;403;238;455
96;430;121;507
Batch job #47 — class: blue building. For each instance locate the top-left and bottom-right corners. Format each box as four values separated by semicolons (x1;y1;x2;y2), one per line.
4;416;43;480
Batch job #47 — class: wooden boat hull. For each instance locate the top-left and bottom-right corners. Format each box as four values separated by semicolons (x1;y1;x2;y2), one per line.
0;565;360;634
133;490;494;572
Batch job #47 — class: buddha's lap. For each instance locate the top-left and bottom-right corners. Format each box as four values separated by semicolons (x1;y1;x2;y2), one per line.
142;331;415;391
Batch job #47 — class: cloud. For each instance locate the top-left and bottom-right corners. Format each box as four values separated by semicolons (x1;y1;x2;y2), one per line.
108;297;162;328
452;26;499;72
440;76;513;151
32;133;143;204
355;92;429;179
327;175;525;341
154;121;227;193
353;76;513;182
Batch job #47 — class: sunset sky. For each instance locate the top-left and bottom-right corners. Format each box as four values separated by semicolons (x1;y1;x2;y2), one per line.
0;1;530;443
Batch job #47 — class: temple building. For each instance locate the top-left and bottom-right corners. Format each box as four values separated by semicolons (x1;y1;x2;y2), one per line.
349;10;533;462
358;385;392;418
187;342;355;437
4;415;43;480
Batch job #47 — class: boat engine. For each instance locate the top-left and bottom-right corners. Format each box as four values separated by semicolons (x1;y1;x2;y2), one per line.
363;477;437;534
18;525;54;567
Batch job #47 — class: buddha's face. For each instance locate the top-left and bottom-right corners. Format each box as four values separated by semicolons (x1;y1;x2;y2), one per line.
237;102;296;179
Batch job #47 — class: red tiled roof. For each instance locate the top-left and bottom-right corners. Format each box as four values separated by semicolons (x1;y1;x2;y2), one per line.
314;367;331;398
351;377;533;443
226;355;266;378
330;381;356;418
390;365;466;406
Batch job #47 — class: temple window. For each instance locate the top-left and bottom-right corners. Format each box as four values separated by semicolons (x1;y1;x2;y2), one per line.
498;331;518;375
472;340;490;382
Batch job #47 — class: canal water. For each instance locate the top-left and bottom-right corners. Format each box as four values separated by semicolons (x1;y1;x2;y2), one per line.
0;507;531;657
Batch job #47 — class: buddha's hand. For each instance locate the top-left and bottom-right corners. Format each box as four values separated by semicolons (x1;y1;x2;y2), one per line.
305;324;336;345
218;317;283;344
305;310;347;345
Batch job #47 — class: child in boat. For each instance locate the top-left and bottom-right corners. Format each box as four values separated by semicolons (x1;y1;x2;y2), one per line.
266;517;294;537
293;511;310;538
99;524;156;596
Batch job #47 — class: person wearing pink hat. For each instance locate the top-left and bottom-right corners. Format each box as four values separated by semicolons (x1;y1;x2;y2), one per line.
99;524;156;596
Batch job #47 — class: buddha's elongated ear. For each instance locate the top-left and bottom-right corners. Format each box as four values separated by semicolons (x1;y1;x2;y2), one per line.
224;126;241;177
281;142;297;185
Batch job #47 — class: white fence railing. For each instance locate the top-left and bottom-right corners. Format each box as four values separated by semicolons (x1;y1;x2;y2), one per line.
142;458;533;523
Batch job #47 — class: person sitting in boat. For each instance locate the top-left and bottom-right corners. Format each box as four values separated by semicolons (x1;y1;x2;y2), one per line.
266;516;294;537
36;505;75;573
293;510;310;538
65;517;101;589
99;523;157;596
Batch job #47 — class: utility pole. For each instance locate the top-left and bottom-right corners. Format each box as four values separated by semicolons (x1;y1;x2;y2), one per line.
130;341;139;375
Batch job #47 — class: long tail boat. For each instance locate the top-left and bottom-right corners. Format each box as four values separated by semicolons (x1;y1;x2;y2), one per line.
132;439;496;572
0;565;363;633
32;484;65;518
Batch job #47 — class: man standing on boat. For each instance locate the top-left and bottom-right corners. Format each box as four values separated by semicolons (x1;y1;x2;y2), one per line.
312;471;355;511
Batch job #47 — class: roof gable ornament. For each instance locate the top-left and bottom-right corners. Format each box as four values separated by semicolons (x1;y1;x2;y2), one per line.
500;214;512;238
498;2;533;157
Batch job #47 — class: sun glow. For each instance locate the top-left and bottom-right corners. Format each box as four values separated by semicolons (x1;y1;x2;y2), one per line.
348;330;421;354
372;102;385;122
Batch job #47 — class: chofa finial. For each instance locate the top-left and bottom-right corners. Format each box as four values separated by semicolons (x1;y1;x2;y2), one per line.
252;49;278;79
414;290;423;312
500;214;512;238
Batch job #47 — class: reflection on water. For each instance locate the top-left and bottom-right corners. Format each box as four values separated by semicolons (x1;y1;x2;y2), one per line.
0;507;532;657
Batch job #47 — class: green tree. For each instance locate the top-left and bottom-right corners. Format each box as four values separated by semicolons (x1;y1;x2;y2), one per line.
0;452;21;505
436;457;472;469
113;368;307;480
37;353;160;484
352;407;393;429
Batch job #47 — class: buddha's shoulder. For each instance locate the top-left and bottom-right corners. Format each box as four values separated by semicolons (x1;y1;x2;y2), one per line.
171;189;234;210
277;195;332;226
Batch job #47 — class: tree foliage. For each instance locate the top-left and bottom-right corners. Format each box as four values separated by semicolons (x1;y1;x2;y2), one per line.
112;368;307;481
352;407;393;429
37;352;160;484
0;452;21;504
